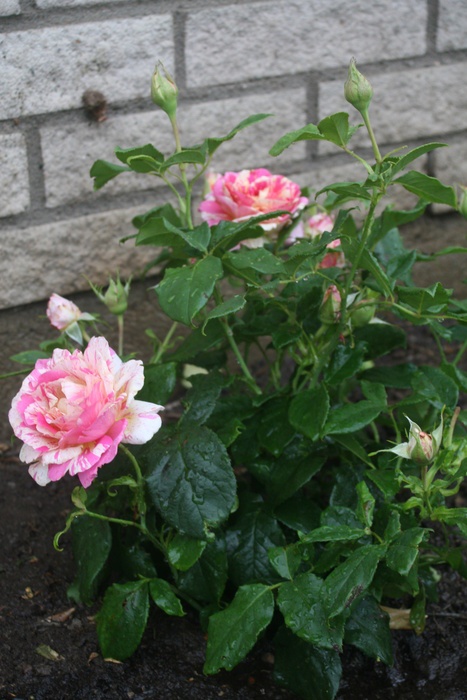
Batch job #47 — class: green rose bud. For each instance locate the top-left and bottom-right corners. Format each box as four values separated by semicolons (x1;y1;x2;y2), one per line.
151;62;178;118
89;276;131;316
344;58;373;115
103;277;131;316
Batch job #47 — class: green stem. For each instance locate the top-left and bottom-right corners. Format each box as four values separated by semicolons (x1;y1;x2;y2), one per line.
221;317;262;395
169;114;193;229
117;314;124;357
119;443;147;522
361;109;382;165
151;321;179;364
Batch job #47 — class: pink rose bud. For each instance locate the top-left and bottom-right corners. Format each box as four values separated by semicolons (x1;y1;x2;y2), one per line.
47;293;84;331
344;58;373;115
199;169;308;248
8;337;164;488
151;62;178;118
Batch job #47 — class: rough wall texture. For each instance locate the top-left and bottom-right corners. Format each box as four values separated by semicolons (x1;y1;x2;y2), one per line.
1;0;467;435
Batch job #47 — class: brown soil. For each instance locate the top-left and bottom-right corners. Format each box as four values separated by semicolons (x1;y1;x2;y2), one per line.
1;324;466;700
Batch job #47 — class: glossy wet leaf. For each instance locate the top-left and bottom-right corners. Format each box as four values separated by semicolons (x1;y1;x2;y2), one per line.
156;256;223;325
323;544;387;619
386;528;426;576
288;385;329;441
274;626;342;700
167;533;207;571
204;584;274;673
149;578;185;617
96;581;149;660
70;515;111;604
145;426;236;539
344;596;393;665
278;572;345;650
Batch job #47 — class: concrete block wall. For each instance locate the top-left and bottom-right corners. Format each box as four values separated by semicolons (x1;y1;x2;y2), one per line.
2;0;467;311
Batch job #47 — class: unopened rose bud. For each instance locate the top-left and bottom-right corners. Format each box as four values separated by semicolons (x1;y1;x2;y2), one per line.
319;285;342;324
382;416;443;466
151;62;178;118
46;293;94;344
103;277;131;316
344;58;373;115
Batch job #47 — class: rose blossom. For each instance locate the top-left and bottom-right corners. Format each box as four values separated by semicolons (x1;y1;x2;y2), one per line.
288;213;345;269
199;169;308;248
9;337;163;488
47;293;87;330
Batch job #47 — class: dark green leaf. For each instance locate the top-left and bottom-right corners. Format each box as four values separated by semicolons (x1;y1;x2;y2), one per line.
156;256;223;325
278;572;345;650
323;544;387;619
274;626;342;700
388;143;447;178
386;528;426;576
160;148;206;171
145;426;236;539
181;370;227;427
299;525;366;544
411;365;459;410
410;587;426;634
257;396;295;457
354;323;406;359
325;342;367;385
167;533;207;571
90;159;130;189
397;282;452;315
288;385;329;441
136;362;177;405
115;143;164;167
323;401;383;436
149;578;185;616
344;596;393;665
318;112;361;148
356;481;375;528
204;584;274;673
224;247;285;275
177;536;228;604
269;122;325;157
268;545;302;580
70;515;111;604
9;350;50;364
96;581;149;660
394;171;457;207
229;509;285;586
202;294;246;331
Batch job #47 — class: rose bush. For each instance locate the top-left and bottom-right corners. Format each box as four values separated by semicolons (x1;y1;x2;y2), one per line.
9;336;163;488
5;60;467;700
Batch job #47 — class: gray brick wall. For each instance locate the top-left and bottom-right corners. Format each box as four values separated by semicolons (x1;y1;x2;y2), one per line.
1;0;467;312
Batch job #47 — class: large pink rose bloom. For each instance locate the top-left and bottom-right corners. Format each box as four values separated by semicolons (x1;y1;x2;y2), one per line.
9;337;163;488
199;169;308;247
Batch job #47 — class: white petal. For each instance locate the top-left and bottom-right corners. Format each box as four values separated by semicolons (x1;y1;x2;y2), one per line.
28;461;51;486
123;400;163;444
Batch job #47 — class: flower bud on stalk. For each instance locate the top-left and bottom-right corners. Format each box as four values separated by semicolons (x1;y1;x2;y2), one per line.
319;285;342;325
151;62;178;119
344;58;373;115
90;276;131;316
385;416;443;466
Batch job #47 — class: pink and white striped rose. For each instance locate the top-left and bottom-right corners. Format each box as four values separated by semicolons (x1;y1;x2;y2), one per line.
9;337;163;488
199;169;308;247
